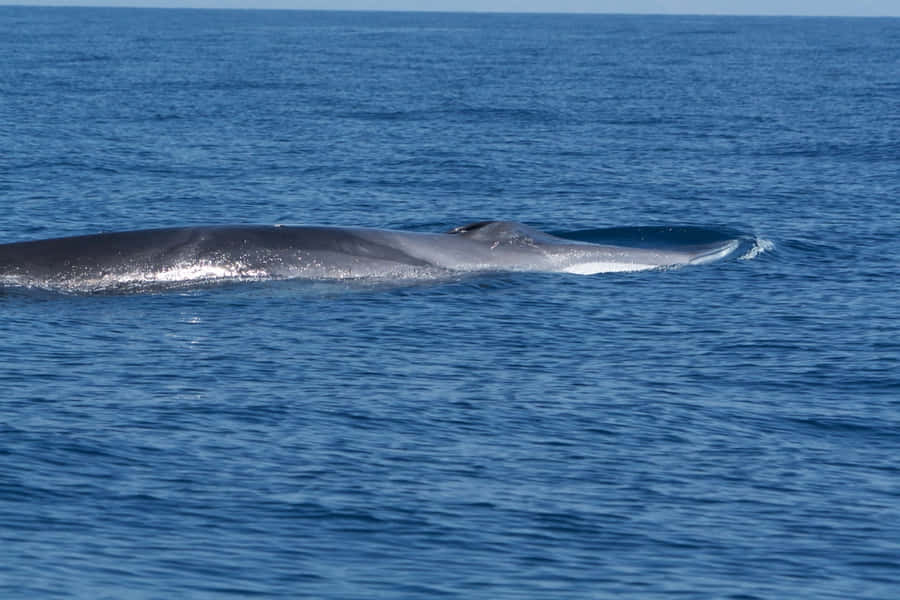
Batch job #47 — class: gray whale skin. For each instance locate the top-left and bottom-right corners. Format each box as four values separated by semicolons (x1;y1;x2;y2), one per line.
0;221;739;291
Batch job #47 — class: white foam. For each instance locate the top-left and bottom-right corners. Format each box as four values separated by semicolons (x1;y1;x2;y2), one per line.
561;262;659;275
739;238;775;260
140;262;267;283
63;261;269;292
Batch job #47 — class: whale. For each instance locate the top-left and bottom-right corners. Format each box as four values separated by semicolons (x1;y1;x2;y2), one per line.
0;221;740;292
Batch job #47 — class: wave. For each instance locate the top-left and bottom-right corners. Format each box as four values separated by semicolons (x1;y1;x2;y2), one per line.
739;237;775;260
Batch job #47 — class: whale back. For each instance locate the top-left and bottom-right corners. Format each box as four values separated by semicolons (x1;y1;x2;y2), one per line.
0;222;743;292
447;221;571;246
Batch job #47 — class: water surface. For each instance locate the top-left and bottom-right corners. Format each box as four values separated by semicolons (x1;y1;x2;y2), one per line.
1;8;899;599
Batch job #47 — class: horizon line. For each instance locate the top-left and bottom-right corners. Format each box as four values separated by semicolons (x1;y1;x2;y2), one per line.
1;3;899;19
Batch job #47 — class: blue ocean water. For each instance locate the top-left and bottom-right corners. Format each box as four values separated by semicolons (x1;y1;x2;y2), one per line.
2;6;899;598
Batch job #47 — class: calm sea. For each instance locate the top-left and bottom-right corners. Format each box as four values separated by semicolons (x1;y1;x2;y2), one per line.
1;7;899;599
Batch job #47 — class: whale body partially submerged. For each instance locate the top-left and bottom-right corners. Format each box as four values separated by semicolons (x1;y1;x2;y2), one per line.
0;221;740;293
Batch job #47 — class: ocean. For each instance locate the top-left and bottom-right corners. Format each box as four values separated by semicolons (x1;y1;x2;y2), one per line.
1;6;899;598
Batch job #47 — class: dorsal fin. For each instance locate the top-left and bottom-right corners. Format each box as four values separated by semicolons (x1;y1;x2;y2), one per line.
447;221;498;235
